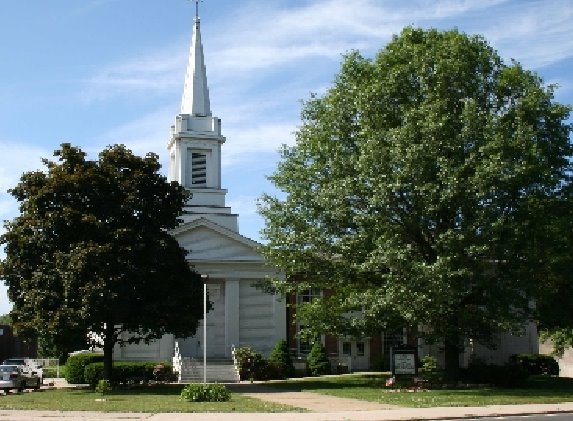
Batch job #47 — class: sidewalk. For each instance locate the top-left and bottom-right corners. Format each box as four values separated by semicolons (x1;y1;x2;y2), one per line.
2;403;573;421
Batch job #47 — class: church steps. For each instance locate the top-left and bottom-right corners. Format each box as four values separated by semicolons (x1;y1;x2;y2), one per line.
177;357;239;383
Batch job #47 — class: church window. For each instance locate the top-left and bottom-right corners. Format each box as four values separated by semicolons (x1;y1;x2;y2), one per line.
383;329;405;355
356;341;365;356
296;289;323;355
297;289;321;305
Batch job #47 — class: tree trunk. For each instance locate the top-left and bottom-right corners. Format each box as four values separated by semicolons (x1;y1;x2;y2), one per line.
443;333;460;383
103;323;115;382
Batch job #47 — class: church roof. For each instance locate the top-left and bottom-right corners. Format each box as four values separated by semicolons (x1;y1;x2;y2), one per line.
171;217;262;253
180;15;211;116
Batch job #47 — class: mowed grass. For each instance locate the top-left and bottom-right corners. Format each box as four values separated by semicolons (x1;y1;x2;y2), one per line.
0;384;298;413
266;374;573;408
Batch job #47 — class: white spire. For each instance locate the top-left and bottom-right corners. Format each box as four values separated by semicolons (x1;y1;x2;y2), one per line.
181;16;211;116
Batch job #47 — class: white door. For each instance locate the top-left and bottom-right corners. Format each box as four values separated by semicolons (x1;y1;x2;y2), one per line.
340;339;370;371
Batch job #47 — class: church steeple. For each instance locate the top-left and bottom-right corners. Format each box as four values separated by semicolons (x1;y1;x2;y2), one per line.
168;5;238;232
181;13;211;116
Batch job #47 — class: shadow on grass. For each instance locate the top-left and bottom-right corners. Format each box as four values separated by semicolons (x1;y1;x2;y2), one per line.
69;383;187;397
264;374;573;396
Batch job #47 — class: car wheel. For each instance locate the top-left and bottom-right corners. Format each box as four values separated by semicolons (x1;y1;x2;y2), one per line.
33;378;41;390
18;382;25;392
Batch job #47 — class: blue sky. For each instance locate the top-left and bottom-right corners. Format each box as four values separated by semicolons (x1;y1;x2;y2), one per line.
1;0;572;315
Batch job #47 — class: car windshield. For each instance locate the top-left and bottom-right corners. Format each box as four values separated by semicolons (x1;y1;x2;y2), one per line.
3;359;26;365
0;365;19;373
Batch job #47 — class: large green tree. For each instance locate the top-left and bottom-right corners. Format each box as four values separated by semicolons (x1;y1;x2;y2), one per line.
0;144;204;380
535;182;573;356
260;28;572;380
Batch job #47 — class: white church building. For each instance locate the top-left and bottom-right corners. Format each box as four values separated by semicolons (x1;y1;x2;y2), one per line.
112;11;286;366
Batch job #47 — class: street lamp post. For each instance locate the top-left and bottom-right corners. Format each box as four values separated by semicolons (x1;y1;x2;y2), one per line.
201;274;208;385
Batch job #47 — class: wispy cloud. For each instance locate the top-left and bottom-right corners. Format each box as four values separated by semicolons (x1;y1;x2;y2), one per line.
477;0;573;68
223;122;296;168
80;47;186;102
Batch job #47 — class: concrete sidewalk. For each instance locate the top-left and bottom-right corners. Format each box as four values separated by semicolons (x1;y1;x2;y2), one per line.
1;403;573;421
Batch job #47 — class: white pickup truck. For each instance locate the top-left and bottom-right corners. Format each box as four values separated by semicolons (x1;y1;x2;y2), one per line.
2;358;43;384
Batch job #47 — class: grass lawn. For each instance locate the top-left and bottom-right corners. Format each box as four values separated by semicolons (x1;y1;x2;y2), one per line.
266;374;573;408
0;384;298;413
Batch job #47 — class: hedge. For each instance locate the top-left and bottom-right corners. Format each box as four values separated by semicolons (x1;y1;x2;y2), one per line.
65;354;104;384
84;361;173;387
510;354;559;376
461;359;529;388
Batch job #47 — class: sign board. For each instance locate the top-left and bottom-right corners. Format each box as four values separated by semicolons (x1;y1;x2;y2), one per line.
391;346;418;376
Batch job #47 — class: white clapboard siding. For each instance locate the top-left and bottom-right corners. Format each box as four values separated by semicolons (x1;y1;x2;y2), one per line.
239;280;275;356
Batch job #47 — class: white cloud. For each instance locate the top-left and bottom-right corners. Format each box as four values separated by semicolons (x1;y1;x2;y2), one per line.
80;47;186;102
223;122;296;168
0;143;51;220
479;0;573;68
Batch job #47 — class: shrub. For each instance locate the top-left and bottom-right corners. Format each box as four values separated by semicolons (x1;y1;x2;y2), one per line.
418;355;443;384
152;363;175;382
233;347;268;380
84;361;172;388
65;354;104;384
268;339;295;379
84;363;105;387
180;383;230;402
306;341;331;376
510;354;559;376
95;379;112;395
462;357;529;388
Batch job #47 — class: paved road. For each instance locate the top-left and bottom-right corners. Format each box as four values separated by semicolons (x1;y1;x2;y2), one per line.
461;416;573;421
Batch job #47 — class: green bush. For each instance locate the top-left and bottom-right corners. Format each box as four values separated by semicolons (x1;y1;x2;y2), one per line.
95;379;112;395
65;354;104;384
180;383;230;402
84;361;173;387
84;363;105;387
152;363;175;382
234;347;268;380
461;358;529;388
306;341;331;376
268;339;295;379
510;354;559;376
418;355;443;384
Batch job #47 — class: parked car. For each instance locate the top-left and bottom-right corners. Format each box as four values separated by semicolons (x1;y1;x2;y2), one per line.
0;365;41;393
2;358;43;383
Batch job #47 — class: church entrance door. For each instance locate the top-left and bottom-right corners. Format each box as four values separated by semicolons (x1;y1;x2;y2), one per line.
339;339;370;371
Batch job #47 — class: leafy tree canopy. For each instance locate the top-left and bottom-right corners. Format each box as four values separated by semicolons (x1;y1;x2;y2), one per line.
259;28;572;379
0;143;204;378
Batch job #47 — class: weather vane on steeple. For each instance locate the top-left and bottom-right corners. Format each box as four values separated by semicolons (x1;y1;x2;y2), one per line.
189;0;203;19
